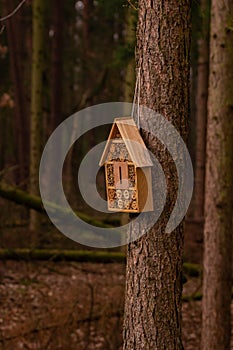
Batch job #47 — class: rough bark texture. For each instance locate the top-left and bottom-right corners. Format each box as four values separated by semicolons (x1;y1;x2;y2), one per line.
29;0;46;230
201;1;233;349
123;1;191;349
193;0;210;219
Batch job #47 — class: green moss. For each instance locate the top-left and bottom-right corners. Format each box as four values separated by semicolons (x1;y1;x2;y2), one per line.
183;262;202;277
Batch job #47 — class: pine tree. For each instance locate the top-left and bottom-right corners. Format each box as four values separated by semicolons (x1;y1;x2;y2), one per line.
30;0;46;230
193;0;210;219
201;1;233;349
123;1;191;348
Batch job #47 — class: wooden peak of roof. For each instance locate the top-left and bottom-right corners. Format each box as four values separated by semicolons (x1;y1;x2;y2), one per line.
99;116;153;167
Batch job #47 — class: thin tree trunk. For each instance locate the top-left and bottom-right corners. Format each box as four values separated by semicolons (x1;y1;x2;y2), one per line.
124;8;136;103
201;1;233;349
123;1;191;349
29;0;46;231
50;0;63;132
45;0;64;200
3;0;28;184
193;0;210;219
83;0;93;56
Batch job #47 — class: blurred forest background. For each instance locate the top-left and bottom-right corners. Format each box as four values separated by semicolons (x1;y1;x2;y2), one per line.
0;0;230;349
0;0;138;241
0;0;204;244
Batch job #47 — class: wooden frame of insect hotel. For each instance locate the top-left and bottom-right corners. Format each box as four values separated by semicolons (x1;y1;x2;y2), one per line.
99;117;154;213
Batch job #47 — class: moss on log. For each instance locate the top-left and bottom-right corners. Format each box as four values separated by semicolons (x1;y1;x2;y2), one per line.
183;262;202;277
0;248;201;274
0;182;45;213
182;293;202;302
0;249;126;263
0;182;120;228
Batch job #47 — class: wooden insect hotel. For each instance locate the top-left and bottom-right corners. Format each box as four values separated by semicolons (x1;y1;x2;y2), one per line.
99;117;153;213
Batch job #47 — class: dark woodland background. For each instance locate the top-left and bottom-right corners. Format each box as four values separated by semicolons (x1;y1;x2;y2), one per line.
0;0;232;349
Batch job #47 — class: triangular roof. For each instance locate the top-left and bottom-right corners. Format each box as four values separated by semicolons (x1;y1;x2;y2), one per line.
99;117;153;167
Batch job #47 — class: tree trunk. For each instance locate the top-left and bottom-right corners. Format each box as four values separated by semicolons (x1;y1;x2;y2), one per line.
50;0;63;133
123;1;191;349
29;0;46;230
83;0;93;56
3;0;29;185
124;7;136;103
193;0;210;219
201;1;233;349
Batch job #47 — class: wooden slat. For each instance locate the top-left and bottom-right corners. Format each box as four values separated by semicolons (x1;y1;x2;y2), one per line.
137;168;153;212
115;117;153;167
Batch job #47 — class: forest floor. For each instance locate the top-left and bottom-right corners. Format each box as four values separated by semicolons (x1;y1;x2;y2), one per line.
0;260;203;350
0;219;232;350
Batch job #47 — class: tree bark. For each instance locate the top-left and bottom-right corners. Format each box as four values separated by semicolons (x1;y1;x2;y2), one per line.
29;0;46;230
201;1;233;349
123;1;191;349
193;0;210;219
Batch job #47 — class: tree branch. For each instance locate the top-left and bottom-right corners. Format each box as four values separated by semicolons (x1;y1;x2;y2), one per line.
127;0;138;11
0;0;27;22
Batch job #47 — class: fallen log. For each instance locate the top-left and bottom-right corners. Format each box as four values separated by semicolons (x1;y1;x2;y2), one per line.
0;248;126;263
182;293;202;302
0;182;120;228
0;248;202;276
0;182;45;213
182;262;202;277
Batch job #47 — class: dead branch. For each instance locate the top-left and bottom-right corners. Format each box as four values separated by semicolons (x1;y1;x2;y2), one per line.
0;0;27;22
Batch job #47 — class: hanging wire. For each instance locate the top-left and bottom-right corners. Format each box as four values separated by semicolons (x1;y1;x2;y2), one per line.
131;67;141;130
137;67;141;129
131;70;138;118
